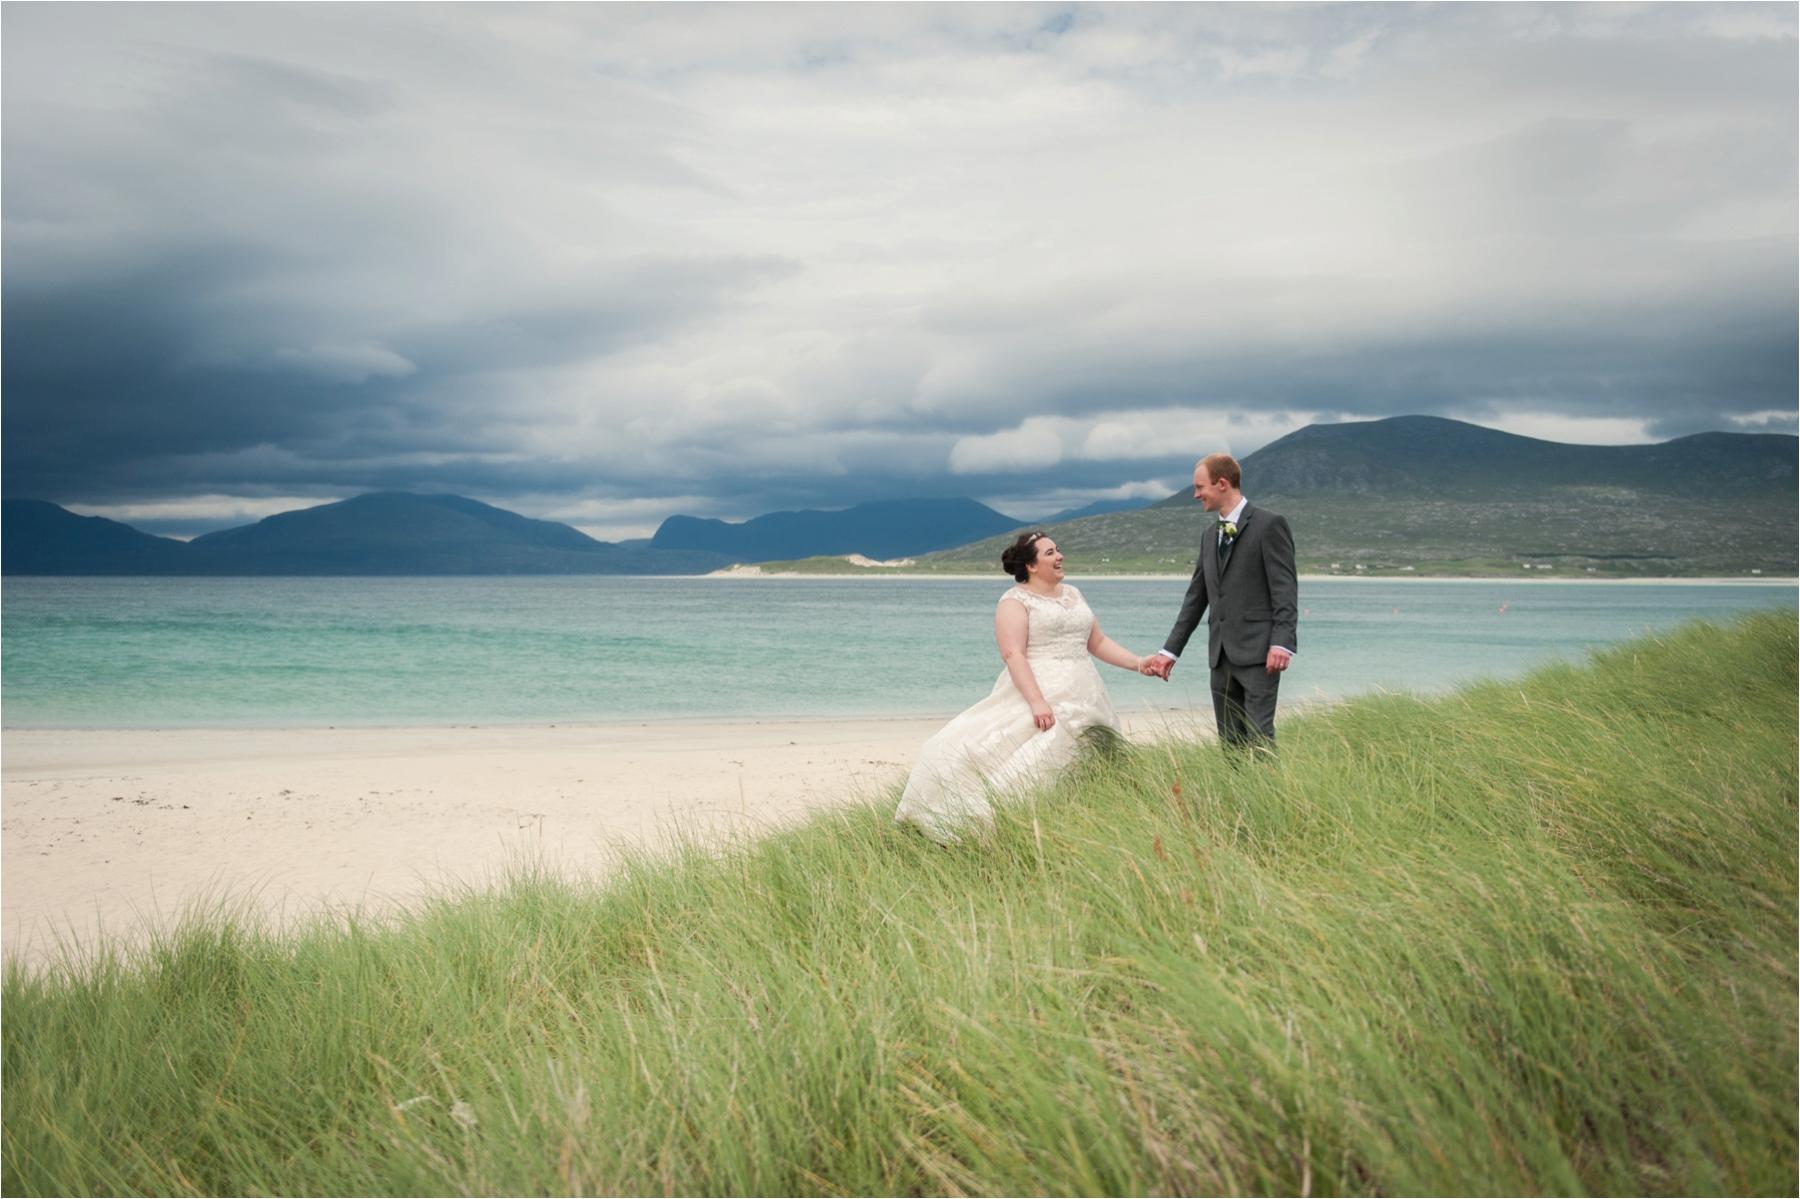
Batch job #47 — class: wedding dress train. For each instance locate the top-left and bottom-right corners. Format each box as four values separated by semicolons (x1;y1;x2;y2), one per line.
894;583;1120;843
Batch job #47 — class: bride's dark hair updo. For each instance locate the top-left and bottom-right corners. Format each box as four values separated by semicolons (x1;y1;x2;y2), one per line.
1001;531;1049;583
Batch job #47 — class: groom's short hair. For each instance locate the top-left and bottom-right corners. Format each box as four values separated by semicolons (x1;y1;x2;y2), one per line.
1200;453;1241;489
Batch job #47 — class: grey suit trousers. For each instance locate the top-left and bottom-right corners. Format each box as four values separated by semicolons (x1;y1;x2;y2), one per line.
1211;658;1279;748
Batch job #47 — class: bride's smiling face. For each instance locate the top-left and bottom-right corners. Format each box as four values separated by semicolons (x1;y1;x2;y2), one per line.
1029;538;1065;583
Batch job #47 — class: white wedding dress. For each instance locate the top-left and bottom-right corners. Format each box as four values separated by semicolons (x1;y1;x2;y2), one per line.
894;583;1121;843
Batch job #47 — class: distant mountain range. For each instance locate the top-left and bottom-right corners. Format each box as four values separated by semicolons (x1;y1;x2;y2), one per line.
2;492;1044;576
786;416;1800;578
650;498;1029;562
9;417;1793;578
649;496;1153;562
1;493;735;576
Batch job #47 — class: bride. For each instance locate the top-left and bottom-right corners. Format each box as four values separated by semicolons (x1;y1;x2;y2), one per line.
894;531;1148;844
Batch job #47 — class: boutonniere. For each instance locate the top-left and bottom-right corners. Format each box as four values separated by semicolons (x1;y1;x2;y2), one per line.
1219;521;1239;538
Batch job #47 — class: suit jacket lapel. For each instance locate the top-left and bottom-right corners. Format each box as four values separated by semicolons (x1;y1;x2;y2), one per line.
1219;503;1253;576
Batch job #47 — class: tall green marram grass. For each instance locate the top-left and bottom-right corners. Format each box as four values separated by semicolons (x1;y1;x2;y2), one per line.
5;613;1795;1196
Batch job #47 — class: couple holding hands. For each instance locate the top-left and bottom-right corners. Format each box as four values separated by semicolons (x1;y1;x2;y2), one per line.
895;452;1299;844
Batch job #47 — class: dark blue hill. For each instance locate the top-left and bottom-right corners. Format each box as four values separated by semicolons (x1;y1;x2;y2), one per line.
4;493;733;576
1;500;191;575
650;497;1028;562
1152;415;1797;504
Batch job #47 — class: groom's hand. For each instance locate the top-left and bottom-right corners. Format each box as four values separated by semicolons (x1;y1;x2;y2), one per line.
1265;647;1292;675
1143;655;1173;680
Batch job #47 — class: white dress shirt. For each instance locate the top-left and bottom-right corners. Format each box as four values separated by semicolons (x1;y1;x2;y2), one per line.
1157;496;1296;661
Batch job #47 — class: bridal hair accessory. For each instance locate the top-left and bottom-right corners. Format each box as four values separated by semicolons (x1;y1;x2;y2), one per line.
1001;530;1052;582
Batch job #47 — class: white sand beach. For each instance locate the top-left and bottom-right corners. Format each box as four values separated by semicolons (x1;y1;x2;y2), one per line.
2;711;1200;969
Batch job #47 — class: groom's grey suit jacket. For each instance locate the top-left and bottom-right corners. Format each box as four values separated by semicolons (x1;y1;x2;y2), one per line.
1162;502;1299;669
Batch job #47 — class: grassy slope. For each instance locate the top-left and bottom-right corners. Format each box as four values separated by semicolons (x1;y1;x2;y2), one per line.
914;489;1800;576
4;614;1796;1195
787;492;1791;577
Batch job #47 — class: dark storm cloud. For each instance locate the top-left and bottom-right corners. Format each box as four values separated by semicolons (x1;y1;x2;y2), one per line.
3;3;1793;537
2;243;794;500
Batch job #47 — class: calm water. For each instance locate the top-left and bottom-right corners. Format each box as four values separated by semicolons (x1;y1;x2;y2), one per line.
2;576;1792;728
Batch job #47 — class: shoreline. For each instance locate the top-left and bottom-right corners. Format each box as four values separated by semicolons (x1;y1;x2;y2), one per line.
706;570;1798;584
0;709;984;736
2;709;1217;969
8;572;1791;586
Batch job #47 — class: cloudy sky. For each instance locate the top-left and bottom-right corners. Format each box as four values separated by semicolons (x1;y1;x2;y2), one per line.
4;3;1794;539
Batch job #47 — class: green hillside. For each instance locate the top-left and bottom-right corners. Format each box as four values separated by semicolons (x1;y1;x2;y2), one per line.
762;417;1798;576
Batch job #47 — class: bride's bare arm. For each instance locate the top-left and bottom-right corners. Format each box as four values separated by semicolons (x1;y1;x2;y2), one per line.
996;598;1055;730
1088;621;1144;671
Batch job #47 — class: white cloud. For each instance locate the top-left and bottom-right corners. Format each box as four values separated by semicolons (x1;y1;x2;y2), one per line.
269;343;418;384
519;493;718;542
1079;410;1306;461
983;476;1180;518
67;494;343;530
1726;409;1800;433
952;408;1321;474
948;419;1067;474
1471;414;1656;445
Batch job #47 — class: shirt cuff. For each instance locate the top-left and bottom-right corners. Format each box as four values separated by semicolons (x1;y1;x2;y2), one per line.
1273;646;1296;655
1156;649;1178;660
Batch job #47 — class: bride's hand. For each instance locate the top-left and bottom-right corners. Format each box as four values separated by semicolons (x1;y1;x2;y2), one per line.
1030;702;1055;732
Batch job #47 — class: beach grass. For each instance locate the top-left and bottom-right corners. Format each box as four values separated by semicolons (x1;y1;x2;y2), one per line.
4;612;1795;1196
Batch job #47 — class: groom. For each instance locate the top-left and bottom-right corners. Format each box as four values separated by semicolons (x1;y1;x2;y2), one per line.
1142;453;1298;750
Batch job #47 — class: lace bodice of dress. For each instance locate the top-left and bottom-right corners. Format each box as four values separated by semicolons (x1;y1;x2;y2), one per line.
1000;584;1094;663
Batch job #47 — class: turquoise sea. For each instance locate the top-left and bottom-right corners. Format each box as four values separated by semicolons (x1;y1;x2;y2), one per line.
2;576;1793;729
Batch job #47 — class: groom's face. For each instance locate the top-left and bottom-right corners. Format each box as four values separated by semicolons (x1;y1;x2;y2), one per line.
1193;466;1227;512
